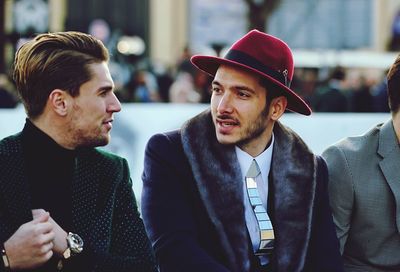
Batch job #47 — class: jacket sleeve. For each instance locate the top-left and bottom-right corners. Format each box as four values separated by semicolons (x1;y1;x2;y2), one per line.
66;159;157;272
0;204;11;272
141;133;230;272
322;145;354;254
306;156;344;272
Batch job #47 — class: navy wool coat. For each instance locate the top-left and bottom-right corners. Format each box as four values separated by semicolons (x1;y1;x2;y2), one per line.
141;110;343;272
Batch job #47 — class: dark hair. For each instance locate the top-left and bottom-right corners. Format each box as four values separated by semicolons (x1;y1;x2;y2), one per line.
259;77;285;106
13;31;109;118
330;66;346;81
387;54;400;113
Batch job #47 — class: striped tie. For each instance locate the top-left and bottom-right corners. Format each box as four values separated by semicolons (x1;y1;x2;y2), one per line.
245;159;274;256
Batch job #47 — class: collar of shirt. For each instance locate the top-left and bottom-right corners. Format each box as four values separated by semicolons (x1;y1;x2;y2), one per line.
235;133;274;184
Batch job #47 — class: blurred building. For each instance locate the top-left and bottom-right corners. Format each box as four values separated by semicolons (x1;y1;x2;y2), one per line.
0;0;399;72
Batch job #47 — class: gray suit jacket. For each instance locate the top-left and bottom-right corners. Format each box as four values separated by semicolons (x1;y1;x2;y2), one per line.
322;120;400;272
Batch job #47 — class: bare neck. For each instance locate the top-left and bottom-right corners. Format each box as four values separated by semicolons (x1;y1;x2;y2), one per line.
238;123;274;157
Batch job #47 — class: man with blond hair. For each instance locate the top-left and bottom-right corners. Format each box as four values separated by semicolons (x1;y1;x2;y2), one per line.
0;31;156;272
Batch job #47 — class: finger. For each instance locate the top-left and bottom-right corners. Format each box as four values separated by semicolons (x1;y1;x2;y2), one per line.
40;249;53;263
33;230;54;247
34;241;53;257
39;241;54;255
34;221;54;235
40;231;56;244
31;209;46;219
33;212;50;224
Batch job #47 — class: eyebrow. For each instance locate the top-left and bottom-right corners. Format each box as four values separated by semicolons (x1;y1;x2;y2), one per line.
211;80;222;86
234;85;255;93
97;85;114;93
213;80;255;93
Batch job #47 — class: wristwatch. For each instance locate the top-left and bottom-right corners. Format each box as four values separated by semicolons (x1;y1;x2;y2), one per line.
57;232;84;270
63;232;84;259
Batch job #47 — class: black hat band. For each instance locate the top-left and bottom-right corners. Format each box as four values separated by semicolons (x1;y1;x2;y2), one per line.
224;49;291;87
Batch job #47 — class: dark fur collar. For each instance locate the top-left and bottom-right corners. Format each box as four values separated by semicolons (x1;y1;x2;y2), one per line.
181;109;317;272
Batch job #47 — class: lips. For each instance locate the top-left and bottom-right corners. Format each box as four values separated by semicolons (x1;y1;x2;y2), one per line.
216;116;239;134
103;119;114;130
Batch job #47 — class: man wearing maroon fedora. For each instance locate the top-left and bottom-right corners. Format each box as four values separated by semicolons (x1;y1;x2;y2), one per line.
141;30;342;272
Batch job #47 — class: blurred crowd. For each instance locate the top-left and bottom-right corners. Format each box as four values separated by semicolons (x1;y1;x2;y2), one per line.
108;46;392;113
293;66;390;113
0;44;391;113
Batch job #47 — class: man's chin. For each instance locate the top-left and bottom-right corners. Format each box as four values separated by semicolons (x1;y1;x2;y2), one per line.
216;133;237;145
96;136;110;147
77;135;110;148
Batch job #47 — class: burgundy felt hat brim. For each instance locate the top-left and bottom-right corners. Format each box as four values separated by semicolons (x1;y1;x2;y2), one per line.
191;55;312;116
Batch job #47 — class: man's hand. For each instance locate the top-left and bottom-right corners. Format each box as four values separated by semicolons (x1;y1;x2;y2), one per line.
4;211;54;270
32;209;68;257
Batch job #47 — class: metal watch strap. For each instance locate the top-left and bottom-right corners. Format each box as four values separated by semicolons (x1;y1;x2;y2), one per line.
63;247;72;259
58;245;72;271
58;233;81;271
1;246;10;271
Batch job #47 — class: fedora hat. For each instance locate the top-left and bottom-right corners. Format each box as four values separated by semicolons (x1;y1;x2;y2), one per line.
191;30;311;115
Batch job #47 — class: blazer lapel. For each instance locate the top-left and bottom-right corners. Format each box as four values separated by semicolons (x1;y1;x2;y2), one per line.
378;120;400;233
71;148;100;240
0;135;32;230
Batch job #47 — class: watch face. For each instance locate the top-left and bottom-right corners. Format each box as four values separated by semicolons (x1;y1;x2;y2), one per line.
68;233;84;254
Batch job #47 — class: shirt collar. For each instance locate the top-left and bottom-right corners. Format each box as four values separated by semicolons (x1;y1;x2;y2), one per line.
235;133;274;182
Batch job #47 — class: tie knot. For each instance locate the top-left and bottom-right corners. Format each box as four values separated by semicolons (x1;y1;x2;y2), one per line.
246;159;261;178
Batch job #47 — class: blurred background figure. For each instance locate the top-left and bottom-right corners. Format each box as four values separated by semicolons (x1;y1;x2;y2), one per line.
169;72;201;103
370;70;390;112
0;74;18;108
312;67;349;112
349;75;373;112
389;9;400;51
176;45;196;78
131;69;160;103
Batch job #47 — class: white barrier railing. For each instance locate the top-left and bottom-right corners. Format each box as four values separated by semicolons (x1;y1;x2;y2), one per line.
0;103;390;198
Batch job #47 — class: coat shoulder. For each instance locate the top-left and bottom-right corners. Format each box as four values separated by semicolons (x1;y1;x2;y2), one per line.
145;129;183;158
90;148;128;170
324;123;381;157
147;129;181;147
0;133;22;157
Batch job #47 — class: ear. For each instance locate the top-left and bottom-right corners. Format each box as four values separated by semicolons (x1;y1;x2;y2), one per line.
269;96;288;121
48;89;69;116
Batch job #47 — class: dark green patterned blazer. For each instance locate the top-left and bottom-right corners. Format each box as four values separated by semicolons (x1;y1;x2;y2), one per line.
0;132;156;272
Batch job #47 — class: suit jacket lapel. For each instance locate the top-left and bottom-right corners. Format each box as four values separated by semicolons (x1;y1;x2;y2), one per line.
71;148;100;240
0;134;32;230
378;120;400;233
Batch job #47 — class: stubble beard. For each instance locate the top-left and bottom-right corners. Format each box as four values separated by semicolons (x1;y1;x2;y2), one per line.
69;104;110;148
236;103;270;149
73;127;110;148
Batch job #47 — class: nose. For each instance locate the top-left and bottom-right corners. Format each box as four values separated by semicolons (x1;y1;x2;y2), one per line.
216;92;233;114
107;92;122;113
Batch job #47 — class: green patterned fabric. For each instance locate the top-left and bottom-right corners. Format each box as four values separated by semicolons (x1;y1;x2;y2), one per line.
0;133;156;272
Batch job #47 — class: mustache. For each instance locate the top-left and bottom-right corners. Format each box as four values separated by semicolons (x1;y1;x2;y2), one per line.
216;115;240;125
